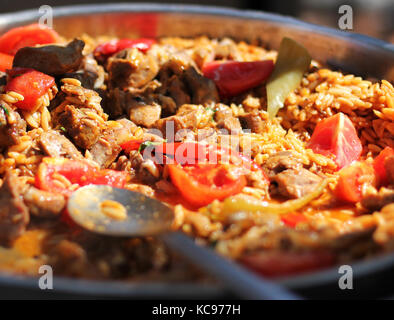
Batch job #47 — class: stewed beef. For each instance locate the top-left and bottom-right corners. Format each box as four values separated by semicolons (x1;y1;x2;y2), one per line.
23;186;66;218
0;172;29;242
39;130;83;160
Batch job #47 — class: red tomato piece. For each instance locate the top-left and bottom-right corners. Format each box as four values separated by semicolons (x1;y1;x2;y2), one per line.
334;161;375;203
36;158;128;197
0;52;13;72
202;60;274;97
281;213;308;227
120;139;144;154
0;24;59;56
167;163;247;208
241;250;335;278
373;146;394;186
308;112;362;170
5;68;55;111
94;38;155;62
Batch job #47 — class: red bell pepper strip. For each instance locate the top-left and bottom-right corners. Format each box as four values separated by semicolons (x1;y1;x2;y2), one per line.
5;68;55;111
308;112;362;170
334;161;375;203
0;52;13;72
167;163;247;208
202;60;274;97
36;158;128;197
373;146;394;187
120;139;145;154
94;38;156;62
0;24;59;56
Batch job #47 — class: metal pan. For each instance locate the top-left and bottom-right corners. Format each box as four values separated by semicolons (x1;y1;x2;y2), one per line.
0;3;393;299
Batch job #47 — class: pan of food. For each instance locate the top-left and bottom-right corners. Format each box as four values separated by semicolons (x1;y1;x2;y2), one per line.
0;3;393;299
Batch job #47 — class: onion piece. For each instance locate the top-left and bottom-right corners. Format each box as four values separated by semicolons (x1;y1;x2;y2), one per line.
221;179;328;217
266;37;311;119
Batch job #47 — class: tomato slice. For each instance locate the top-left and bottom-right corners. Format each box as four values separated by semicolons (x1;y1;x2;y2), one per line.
94;38;156;62
168;163;247;208
0;24;59;56
373;146;394;187
308;113;362;170
0;52;13;72
202;60;274;97
120;139;145;154
36;158;128;197
281;213;308;227
334;161;375;203
241;250;334;278
5;68;55;111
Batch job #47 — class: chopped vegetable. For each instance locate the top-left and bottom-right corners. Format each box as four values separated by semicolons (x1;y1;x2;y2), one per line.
281;213;308;227
94;38;156;63
0;104;9;116
0;52;13;72
202;60;274;97
335;161;376;203
36;158;128;197
373;146;394;186
167;163;247;208
5;68;55;111
308;112;362;170
266;37;311;118
0;24;59;56
221;179;328;217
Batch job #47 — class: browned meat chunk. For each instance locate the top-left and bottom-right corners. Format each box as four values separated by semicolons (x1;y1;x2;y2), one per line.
107;48;159;90
0;172;29;242
385;156;394;185
361;188;394;212
271;168;322;199
156;60;191;108
239;113;265;134
129;150;160;184
128;98;161;128
63;55;105;90
23;186;66;218
89;135;121;169
182;67;219;105
0;105;26;148
263;151;302;178
53;104;101;149
39;130;83;160
214;104;241;133
13;39;85;76
52;83;106;149
153;104;203;139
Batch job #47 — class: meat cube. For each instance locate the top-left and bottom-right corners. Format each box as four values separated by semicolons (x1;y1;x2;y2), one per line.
182;67;219;105
23;186;66;218
239;113;265;134
263;151;302;178
13;39;85;76
127;97;161;128
39;130;83;160
361;187;394;212
108;48;159;90
0;172;29;241
89;136;121;169
214;104;241;134
271;168;322;199
0;106;26;148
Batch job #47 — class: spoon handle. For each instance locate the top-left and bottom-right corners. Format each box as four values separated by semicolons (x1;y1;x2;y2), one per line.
161;232;300;300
